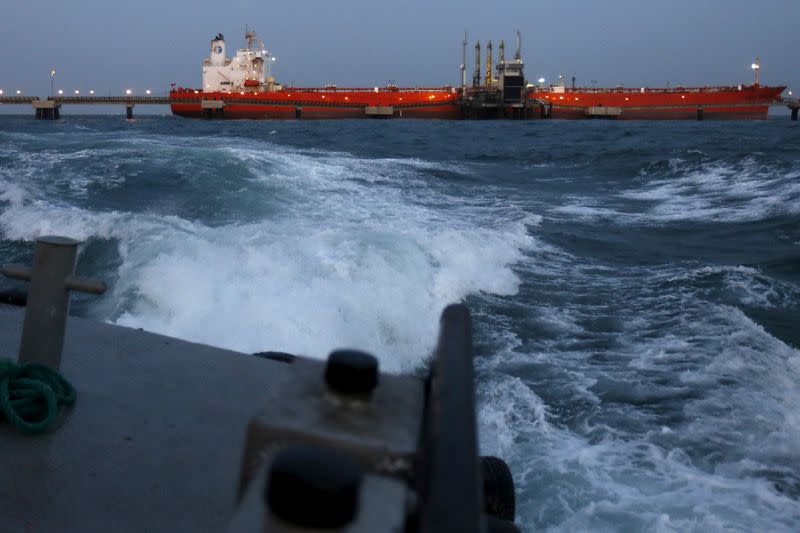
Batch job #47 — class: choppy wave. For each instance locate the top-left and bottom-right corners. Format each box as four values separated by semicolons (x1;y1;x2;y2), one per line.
2;117;799;531
0;131;536;372
553;155;800;225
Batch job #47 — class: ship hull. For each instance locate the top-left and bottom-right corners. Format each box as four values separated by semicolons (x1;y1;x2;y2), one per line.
171;85;785;120
534;85;785;120
170;89;462;120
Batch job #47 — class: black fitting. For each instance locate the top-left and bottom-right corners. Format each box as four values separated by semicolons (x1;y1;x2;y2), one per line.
325;350;379;395
265;446;362;528
481;456;516;521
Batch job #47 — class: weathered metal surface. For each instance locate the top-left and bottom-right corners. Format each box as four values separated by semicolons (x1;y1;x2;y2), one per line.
0;304;299;532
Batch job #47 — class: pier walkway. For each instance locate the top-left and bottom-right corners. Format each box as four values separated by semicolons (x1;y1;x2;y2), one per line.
0;95;170;119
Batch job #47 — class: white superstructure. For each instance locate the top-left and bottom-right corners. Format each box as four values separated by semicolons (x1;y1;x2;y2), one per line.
202;30;279;93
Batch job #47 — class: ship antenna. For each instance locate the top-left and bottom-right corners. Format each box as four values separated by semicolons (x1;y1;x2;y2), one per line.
515;30;521;62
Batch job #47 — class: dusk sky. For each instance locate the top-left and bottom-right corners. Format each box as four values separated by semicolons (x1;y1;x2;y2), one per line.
1;0;797;97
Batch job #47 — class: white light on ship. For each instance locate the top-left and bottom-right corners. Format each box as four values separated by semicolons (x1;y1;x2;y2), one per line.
538;78;545;84
126;89;132;95
0;90;3;95
751;63;760;70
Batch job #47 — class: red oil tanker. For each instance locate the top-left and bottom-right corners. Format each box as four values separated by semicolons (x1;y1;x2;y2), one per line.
169;30;785;120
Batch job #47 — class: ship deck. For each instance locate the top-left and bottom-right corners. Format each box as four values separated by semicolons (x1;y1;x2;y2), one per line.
0;304;421;532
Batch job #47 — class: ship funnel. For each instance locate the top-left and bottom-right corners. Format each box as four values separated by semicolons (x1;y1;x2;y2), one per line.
210;35;226;67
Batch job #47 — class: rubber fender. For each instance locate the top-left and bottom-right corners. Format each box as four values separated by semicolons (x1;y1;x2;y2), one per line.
481;456;516;521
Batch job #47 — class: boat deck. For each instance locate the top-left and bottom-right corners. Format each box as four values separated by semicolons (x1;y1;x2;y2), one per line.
0;304;320;532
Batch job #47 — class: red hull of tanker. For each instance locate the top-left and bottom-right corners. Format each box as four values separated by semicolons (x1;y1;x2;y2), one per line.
170;88;461;119
171;84;785;120
534;84;785;120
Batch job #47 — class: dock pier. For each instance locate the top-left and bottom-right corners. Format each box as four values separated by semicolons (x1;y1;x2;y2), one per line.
0;95;170;119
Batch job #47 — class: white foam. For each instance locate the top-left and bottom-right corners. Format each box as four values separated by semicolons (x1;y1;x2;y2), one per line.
0;140;536;373
557;157;800;225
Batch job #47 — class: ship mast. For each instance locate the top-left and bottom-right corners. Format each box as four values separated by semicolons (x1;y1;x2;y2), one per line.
514;30;521;62
245;26;256;51
461;32;467;92
751;58;761;86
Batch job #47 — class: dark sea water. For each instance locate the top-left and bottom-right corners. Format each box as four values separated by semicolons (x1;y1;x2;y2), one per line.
1;115;799;531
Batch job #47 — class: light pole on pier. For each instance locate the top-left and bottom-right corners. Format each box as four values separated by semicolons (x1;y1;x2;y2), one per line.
50;68;56;98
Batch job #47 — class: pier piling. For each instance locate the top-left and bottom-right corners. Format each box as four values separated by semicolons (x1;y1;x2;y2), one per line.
32;100;60;120
792;107;798;121
126;104;134;119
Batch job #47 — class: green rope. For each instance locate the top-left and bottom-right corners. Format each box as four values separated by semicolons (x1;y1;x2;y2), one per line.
0;359;76;434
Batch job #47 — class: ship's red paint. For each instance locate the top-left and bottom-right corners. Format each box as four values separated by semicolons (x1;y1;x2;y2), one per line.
532;84;785;120
170;88;462;119
170;84;785;120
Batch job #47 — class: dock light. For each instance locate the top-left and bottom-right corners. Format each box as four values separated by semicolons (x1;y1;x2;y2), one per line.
126;89;132;95
0;89;3;95
16;90;21;95
538;78;545;84
89;90;94;95
75;90;80;95
58;89;63;95
145;89;151;95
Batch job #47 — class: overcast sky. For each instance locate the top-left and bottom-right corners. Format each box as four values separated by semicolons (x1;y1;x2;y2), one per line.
1;0;797;97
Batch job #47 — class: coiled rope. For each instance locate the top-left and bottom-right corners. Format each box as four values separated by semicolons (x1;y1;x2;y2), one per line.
0;359;75;434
